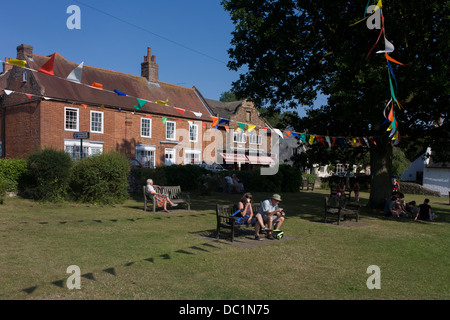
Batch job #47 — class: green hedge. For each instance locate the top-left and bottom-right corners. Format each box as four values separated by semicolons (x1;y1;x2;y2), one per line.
133;165;208;192
0;158;27;192
222;164;302;193
25;149;73;202
70;152;130;204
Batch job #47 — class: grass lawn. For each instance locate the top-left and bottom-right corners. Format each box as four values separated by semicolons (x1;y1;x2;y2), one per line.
0;189;449;300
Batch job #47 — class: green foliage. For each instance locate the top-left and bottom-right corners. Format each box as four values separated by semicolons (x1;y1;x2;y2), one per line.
227;164;302;192
133;165;208;192
0;177;8;204
25;148;73;202
70;152;130;204
0;158;27;192
392;147;411;177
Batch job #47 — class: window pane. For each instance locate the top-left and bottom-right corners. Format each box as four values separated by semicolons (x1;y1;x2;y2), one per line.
65;108;78;130
141;118;151;137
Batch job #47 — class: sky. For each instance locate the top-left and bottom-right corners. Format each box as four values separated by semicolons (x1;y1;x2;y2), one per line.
1;0;241;101
1;0;321;116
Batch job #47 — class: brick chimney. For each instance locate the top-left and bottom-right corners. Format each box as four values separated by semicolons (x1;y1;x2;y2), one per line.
2;57;13;73
16;44;33;60
141;47;158;82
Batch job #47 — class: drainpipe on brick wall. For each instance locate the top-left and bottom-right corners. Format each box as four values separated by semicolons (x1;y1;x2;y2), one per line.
0;95;4;158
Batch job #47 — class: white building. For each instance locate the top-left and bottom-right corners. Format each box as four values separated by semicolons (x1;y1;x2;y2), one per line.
401;148;449;195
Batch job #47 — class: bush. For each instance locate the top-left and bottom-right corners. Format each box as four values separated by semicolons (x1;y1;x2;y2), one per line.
0;158;27;192
70;152;130;204
25;148;73;202
226;165;302;193
0;177;8;204
133;165;208;192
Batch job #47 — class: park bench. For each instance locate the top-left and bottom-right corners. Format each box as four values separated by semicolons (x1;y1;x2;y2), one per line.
300;178;315;191
330;184;352;200
324;195;360;225
216;203;261;242
143;185;190;212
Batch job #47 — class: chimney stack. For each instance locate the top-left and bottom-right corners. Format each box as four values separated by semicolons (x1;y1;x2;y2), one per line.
141;47;158;82
2;57;13;73
16;44;33;60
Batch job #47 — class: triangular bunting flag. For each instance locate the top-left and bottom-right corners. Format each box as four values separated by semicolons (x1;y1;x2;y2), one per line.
175;107;185;114
193;111;202;118
283;131;291;138
210;116;219;128
91;82;103;89
273;128;284;138
237;122;245;132
38;53;56;76
308;135;315;145
162;117;167;125
25;94;32;99
113;89;127;96
247;124;256;133
156;99;168;106
67;62;84;83
224;126;229;132
3;89;13;95
6;59;26;68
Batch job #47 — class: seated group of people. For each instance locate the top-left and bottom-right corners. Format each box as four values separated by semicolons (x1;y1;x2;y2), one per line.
384;191;434;221
224;174;245;193
234;193;285;241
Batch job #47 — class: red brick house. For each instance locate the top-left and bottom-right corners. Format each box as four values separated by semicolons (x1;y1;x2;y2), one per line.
1;44;276;170
205;98;275;170
0;44;218;167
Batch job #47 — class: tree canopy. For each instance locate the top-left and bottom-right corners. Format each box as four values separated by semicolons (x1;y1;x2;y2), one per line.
222;0;449;163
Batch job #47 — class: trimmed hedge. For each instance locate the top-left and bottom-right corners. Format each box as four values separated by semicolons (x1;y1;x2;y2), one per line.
25;149;73;202
132;164;209;192
70;152;130;204
0;158;27;192
221;164;302;193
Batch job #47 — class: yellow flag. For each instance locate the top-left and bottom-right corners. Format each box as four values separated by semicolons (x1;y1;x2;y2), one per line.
7;59;27;67
309;135;315;145
247;124;256;132
156;99;168;106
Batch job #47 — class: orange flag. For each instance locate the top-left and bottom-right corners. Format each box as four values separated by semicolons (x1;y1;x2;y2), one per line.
38;53;56;76
210;116;218;128
385;53;405;66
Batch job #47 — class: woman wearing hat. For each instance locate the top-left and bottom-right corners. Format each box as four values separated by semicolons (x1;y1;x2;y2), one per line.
254;194;285;240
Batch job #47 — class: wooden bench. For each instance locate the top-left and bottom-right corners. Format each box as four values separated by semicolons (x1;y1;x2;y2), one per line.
330;185;352;200
324;195;360;225
216;203;261;242
143;185;190;212
300;178;315;191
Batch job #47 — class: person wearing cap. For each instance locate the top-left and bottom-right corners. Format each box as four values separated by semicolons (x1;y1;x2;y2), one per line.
254;194;285;240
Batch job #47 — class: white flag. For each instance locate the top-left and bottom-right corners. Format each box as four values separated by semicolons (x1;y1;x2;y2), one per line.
67;61;84;83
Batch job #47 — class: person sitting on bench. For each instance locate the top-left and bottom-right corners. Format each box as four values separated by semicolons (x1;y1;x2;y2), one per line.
254;194;285;240
145;179;178;212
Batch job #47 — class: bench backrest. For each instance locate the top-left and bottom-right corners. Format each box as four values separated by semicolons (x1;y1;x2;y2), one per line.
325;195;343;208
161;186;182;200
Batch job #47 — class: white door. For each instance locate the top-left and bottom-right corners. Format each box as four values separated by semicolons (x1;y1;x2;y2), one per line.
165;148;176;166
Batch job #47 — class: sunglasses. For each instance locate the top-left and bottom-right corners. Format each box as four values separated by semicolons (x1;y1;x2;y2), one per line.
245;195;252;199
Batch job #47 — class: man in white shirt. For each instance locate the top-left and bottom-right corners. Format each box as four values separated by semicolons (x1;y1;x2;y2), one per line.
254;194;285;240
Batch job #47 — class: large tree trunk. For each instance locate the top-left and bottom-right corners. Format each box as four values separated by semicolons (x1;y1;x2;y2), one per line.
368;141;393;209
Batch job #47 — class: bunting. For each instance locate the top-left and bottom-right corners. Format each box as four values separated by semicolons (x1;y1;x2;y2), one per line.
351;0;408;144
67;62;84;83
38;53;56;76
6;59;27;68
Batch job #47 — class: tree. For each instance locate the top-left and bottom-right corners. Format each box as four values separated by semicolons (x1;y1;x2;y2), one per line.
222;0;449;208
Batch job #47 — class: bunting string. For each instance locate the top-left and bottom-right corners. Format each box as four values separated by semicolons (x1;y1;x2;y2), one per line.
2;56;387;149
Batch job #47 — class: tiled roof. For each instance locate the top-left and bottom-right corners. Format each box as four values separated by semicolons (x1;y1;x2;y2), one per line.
25;53;213;122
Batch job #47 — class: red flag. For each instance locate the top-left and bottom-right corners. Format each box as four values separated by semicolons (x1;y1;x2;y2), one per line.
38;53;56;76
175;108;185;114
210;116;218;128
